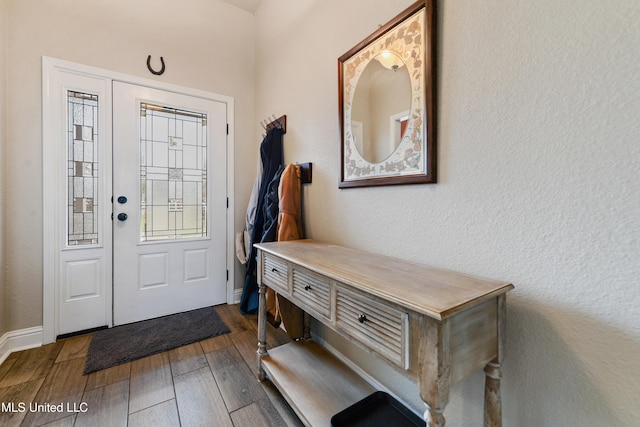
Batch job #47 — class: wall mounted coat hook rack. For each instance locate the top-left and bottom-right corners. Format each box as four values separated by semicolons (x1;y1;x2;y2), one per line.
261;115;286;138
298;162;312;184
264;115;286;134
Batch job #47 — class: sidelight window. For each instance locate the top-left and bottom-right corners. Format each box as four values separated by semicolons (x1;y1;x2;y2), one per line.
67;91;99;246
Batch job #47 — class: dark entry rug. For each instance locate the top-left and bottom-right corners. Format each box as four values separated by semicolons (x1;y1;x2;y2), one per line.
84;306;230;374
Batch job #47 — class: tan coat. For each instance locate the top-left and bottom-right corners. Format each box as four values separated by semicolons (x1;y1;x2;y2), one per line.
274;164;305;338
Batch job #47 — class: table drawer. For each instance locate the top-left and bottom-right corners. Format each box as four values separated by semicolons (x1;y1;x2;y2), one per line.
335;286;409;369
291;267;331;319
262;253;289;293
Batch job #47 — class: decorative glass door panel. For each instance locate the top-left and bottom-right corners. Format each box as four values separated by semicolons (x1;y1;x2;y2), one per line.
67;91;100;246
139;103;208;241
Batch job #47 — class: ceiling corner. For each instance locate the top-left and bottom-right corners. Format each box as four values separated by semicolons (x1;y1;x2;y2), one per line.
220;0;262;14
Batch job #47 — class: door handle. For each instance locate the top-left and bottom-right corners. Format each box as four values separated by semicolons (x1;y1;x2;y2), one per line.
117;196;128;204
117;213;128;221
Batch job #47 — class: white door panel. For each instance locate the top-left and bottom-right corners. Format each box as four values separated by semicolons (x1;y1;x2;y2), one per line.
54;72;112;335
112;82;227;325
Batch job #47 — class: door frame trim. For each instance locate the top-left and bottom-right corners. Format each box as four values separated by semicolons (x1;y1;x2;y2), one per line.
42;56;235;344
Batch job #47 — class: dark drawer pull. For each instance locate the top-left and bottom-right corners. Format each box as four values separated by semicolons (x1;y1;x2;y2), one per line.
271;268;279;273
358;313;367;324
304;285;312;291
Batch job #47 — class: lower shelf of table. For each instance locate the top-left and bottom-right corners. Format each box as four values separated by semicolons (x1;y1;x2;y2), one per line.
260;339;375;427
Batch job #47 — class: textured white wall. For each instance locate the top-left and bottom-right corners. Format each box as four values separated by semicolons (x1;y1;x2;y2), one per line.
255;0;640;425
3;0;256;331
0;0;7;337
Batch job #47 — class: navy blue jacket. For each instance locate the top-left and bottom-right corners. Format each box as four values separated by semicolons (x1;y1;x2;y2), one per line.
240;128;284;314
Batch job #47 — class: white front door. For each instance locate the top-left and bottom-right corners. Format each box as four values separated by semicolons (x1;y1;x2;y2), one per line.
112;82;228;325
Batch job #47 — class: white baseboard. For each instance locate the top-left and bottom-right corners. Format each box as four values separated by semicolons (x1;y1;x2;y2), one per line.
0;326;43;365
233;288;242;304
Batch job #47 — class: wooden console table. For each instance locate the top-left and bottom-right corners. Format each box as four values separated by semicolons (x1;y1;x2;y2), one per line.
255;240;513;426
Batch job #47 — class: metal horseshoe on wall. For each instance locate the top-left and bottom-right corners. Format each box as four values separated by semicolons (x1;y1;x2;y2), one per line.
146;55;166;75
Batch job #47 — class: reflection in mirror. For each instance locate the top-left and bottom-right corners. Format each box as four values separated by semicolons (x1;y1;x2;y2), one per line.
351;53;411;164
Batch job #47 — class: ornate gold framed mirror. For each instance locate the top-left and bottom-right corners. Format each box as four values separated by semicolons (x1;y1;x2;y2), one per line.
339;0;436;188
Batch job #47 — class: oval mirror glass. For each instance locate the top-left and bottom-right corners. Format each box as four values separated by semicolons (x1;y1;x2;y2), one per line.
351;52;411;164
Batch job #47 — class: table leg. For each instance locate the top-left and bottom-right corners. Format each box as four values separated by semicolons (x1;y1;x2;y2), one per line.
257;282;268;381
483;362;502;427
484;294;506;426
303;311;311;340
424;404;446;427
419;317;451;426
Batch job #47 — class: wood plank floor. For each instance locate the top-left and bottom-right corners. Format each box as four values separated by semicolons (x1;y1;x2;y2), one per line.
0;304;304;427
